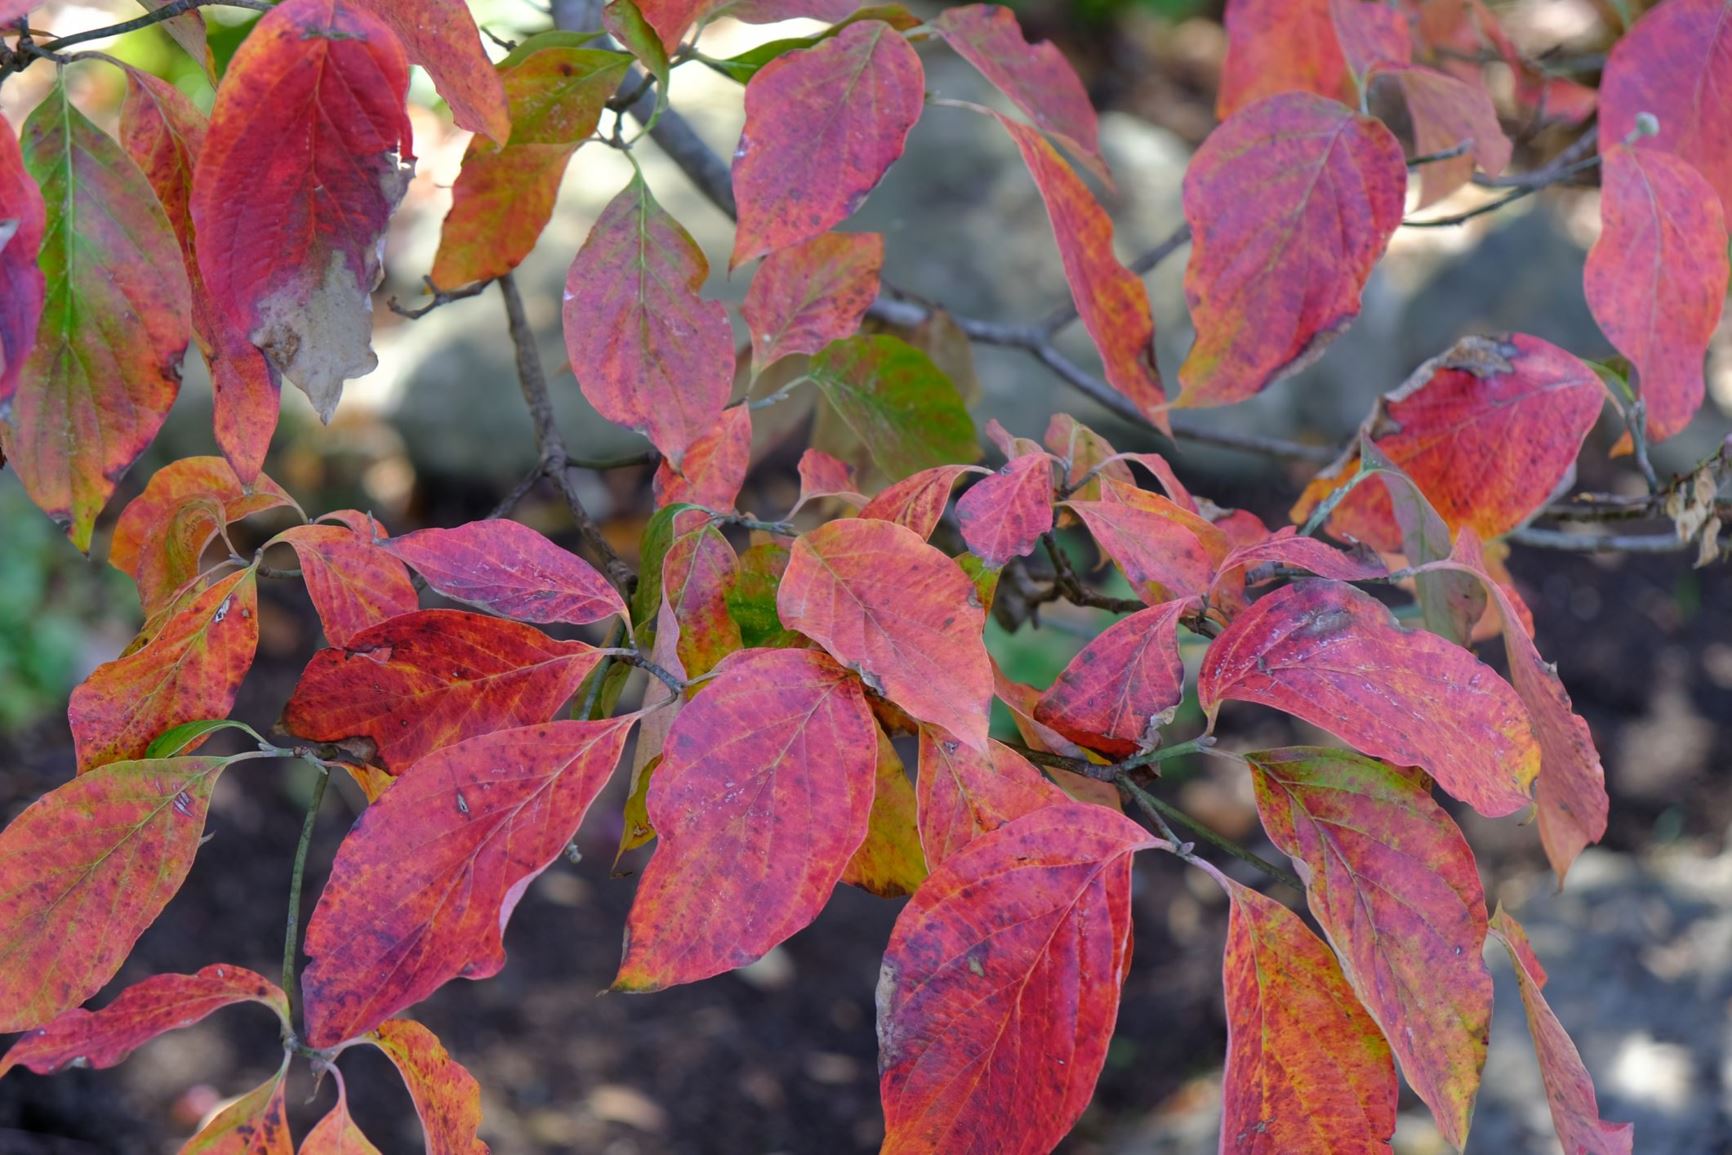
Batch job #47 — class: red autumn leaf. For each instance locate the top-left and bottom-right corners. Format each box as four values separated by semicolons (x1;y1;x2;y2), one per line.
281;610;604;773
1209;525;1385;607
731;20;923;267
933;5;1108;182
68;567;259;773
181;1061;292;1154
656;513;743;679
742;231;883;370
1248;747;1492;1147
381;519;627;626
0;755;232;1032
1044;413;1132;504
1488;908;1634;1155
777;519;993;750
1034;599;1189;758
652;403;753;511
841;729;928;898
1330;0;1411;86
955;452;1055;567
0;964;287;1078
627;0;707;53
302;718;634;1047
349;0;510;143
858;464;979;539
1178;93;1406;408
109;456;296;615
1200;579;1539;816
1218;0;1351;118
1064;485;1225;604
562;172;733;468
993;663;1122;810
1600;0;1732;212
914;727;1065;867
431;42;630;288
1586;145;1729;446
5;82;191;553
877;802;1154;1154
274;523;418;648
0;115;43;406
301;1078;382;1155
996;115;1167;428
1204;860;1398;1153
1396;65;1513;208
793;447;867;513
1295;335;1605;551
368;1019;488;1155
191;0;412;424
615;648;877;991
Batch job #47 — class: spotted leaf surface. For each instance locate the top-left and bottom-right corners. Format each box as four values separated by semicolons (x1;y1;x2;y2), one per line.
956;452;1055;567
914;729;1064;867
368;1019;488;1155
180;1061;292;1154
1034;599;1189;758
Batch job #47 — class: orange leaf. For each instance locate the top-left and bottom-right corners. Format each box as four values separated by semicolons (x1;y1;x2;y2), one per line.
1178;93;1405;408
1586;145;1729;446
742;231;883;370
877;802;1154;1154
914;727;1065;867
1199;579;1539;816
181;1061;292;1154
380;518;626;626
368;1019;488;1155
349;0;511;143
857;464;978;539
68;568;259;773
841;729;928;897
731;21;923;267
300;1077;382;1155
1396;65;1512;208
275;524;417;648
0;964;287;1078
562;171;733;467
190;0;412;424
0;756;232;1032
1488;908;1634;1155
615;648;877;990
303;718;635;1046
1034;599;1189;758
1218;0;1351;118
281;610;603;773
955;452;1055;567
652;404;754;511
778;519;993;750
1205;861;1398;1153
1249;747;1491;1147
0;113;43;406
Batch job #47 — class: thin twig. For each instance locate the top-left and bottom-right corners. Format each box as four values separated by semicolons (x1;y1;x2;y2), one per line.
389;276;493;320
1404;152;1602;228
1506;526;1690;553
15;0;270;57
1473;126;1599;190
282;765;330;1032
1118;777;1303;891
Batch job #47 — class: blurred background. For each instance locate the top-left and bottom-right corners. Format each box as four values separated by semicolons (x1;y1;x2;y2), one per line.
4;0;1732;1151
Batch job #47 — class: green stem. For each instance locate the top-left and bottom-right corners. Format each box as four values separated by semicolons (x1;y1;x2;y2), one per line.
283;765;330;1032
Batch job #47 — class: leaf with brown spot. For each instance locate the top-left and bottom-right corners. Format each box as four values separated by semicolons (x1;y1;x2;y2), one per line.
1205;860;1398;1154
274;524;418;648
743;231;882;371
1199;579;1539;817
778;519;993;750
615;648;877;990
653;404;753;511
68;568;259;773
0;964;286;1079
281;610;604;774
1034;600;1189;758
1488;908;1634;1155
914;727;1064;867
380;519;627;627
731;20;923;267
562;171;733;468
368;1019;488;1155
841;730;927;897
0;114;43;407
1177;93;1406;408
1218;0;1351;118
1396;65;1512;208
191;0;412;424
877;802;1154;1154
0;756;233;1032
1248;747;1491;1147
181;1060;292;1154
303;719;635;1047
955;452;1055;568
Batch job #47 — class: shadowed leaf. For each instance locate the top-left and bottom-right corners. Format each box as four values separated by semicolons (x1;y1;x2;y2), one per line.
809;334;979;480
381;519;626;626
1035;599;1189;758
842;730;927;897
1209;525;1384;608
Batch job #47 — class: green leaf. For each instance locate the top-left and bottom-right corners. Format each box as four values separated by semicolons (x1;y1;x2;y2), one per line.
144;717;262;759
809;334;979;480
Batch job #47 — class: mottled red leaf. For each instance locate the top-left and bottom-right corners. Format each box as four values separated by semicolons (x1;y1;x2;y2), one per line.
301;1078;382;1155
1586;145;1729;445
281;610;603;773
652;404;753;511
858;464;978;539
303;718;634;1046
1205;861;1398;1154
731;20;923;267
0;755;231;1032
431;42;630;288
5;82;191;552
1331;0;1411;85
368;1019;488;1155
1600;0;1732;212
68;568;259;773
997;116;1167;427
1218;0;1351;118
914;728;1064;867
778;519;993;750
350;0;510;143
0;115;43;406
181;1061;292;1154
1178;93;1406;408
934;6;1107;181
656;513;743;679
956;452;1054;566
1249;747;1491;1146
0;964;287;1078
615;648;877;990
191;0;412;423
1488;908;1634;1155
743;231;882;370
1034;600;1189;758
794;448;866;512
1209;525;1384;606
381;519;626;626
1199;579;1539;816
877;802;1154;1154
1396;65;1512;208
274;523;418;648
563;172;732;467
1065;485;1225;604
841;730;927;897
